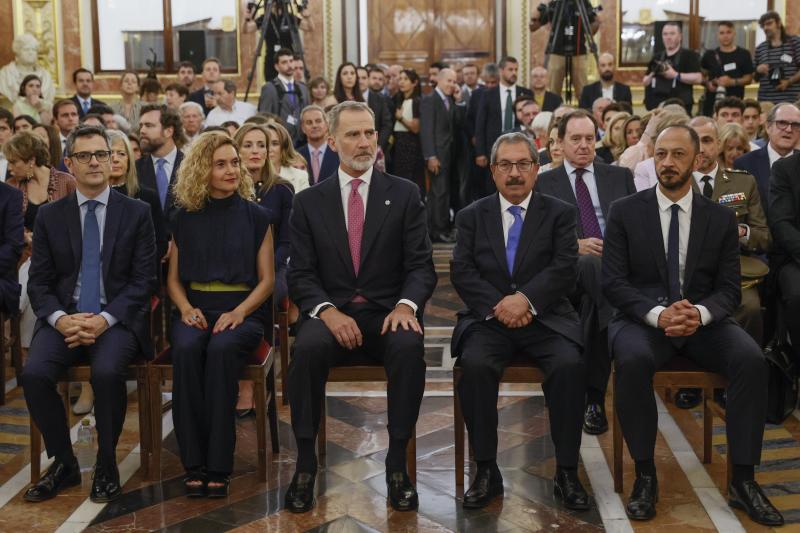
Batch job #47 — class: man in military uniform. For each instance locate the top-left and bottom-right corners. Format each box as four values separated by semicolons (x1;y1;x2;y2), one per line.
674;116;770;409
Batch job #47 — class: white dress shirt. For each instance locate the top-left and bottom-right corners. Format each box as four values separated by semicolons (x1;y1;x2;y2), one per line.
497;191;536;316
563;160;606;235
47;186;118;329
0;155;7;182
309;166;417;317
645;187;712;328
205;100;258;127
601;84;614;101
498;83;517;122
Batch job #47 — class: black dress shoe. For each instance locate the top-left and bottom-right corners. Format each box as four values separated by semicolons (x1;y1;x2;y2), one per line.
582;403;608;435
236;408;254;418
626;475;658;520
23;458;81;502
284;471;316;513
553;468;590;510
432;232;456;244
386;471;418;511
675;388;702;409
90;463;122;503
729;480;784;526
463;464;503;509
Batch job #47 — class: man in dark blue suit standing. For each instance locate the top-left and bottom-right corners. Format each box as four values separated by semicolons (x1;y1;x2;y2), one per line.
297;105;339;187
22;125;157;504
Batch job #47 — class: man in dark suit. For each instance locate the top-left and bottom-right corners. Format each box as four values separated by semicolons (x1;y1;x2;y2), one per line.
474;57;533;172
258;48;310;143
0;182;23;313
188;58;222;116
734;102;800;214
70;68;107;119
530;66;563;112
364;67;394;155
297;105;339;187
0;108;12;181
420;68;465;243
579;53;633;110
284;101;436;514
465;64;499;200
22;125;157;504
536;109;635;434
603;125;781;526
451;132;588;511
136;104;185;236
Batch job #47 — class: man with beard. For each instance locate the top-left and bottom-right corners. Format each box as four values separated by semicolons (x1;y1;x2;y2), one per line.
603;125;782;526
284;101;436;514
579;53;632;111
136;104;185;232
755;11;800;104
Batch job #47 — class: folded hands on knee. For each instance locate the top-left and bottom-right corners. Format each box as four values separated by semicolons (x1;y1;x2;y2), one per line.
493;293;533;329
657;300;701;337
55;313;109;348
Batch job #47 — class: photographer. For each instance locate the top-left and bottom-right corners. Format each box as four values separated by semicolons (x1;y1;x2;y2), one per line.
529;0;600;99
754;11;800;104
643;22;702;113
700;21;754;117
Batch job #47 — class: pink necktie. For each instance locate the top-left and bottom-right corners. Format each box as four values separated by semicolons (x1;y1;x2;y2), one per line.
311;149;321;183
348;178;365;276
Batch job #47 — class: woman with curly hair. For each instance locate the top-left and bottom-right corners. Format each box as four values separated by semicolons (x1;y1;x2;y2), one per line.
168;131;274;497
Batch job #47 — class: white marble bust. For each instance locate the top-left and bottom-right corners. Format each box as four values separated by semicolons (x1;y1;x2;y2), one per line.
0;33;55;105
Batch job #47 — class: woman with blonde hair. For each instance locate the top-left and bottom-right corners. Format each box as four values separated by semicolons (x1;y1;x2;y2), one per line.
168;131;274;497
596;112;631;163
264;120;309;193
718;122;752;170
111;71;142;127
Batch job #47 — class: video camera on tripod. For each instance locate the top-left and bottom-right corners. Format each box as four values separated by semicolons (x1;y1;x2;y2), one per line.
535;0;602;54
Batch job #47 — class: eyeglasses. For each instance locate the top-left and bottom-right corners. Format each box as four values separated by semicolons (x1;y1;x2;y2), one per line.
70;150;112;164
772;120;800;131
493;160;534;173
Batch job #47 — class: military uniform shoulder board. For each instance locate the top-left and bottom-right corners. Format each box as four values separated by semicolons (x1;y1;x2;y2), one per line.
724;168;751;175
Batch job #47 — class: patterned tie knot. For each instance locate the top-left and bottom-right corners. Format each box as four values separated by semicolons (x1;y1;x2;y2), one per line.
508;205;523;218
85;199;98;213
574;167;586;180
350;178;363;194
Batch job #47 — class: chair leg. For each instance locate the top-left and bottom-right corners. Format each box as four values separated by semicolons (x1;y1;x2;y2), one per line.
279;312;289;406
317;393;326;465
147;367;163;481
136;367;150;478
613;380;623;493
453;369;465;495
407;426;416;485
254;371;268;482
0;314;7;406
267;362;280;454
703;387;713;464
11;316;22;380
30;420;42;483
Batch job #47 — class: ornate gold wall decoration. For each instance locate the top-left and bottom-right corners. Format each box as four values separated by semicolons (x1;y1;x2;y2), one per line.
14;0;60;86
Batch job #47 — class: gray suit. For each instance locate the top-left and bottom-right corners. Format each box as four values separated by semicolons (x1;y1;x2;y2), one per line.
257;78;310;141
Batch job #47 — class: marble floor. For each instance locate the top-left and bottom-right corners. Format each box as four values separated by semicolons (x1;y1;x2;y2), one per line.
0;245;798;532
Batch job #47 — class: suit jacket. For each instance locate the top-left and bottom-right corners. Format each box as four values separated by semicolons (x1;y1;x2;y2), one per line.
297;144;340;187
257;79;311;141
188;87;213;117
691;167;770;255
136;150;184;226
419;92;464;164
365;90;394;153
287;169;436;316
602;188;741;345
768;152;800;270
538;90;563;113
0;183;23;313
475;85;534;158
465;86;488;141
27;189;158;357
450;192;581;355
578;81;633;110
734;146;771;213
70;95;108;118
535;162;636;238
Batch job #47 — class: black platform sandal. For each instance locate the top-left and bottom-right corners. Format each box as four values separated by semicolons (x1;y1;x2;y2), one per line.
184;470;206;498
206;473;230;499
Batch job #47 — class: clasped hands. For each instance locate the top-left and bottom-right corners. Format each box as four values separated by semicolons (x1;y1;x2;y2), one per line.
494;293;533;329
320;303;421;350
55;313;109;348
657;299;701;337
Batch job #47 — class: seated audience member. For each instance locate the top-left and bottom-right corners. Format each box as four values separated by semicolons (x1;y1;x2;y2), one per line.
531;111;552;148
111;71;142;128
714;96;746;126
206;80;256;127
176;61;196;89
591;97;612;136
451;132;589;510
109;114;131;134
140;78;162;104
504;96;539;139
0;180;23;317
622;115;642;151
80;113;104;128
264;121;309;193
221;121;240;137
620;106;687;173
309;76;337;110
719;122;751;169
632;111;690;191
32;124;63;168
284;101;435;514
734;103;800;214
234;123;294;414
128;133;142;160
742;99;764;145
596;112;631;164
188;58;221;116
22;125;157;504
538;121;564;172
168;131;274;498
0;109;12;180
603;125;781;526
297;105;339;187
13;115;36;133
179;101;205;146
14;74;51;124
53;99;80;154
165;83;189;111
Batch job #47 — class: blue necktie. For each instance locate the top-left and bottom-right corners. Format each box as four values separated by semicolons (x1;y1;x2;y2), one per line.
506;205;524;274
78;200;101;314
667;204;681;304
287;81;296;107
155;158;169;209
81;99;90;114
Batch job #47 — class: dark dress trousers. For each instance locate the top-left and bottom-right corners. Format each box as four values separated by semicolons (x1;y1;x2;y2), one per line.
170;195;270;475
297;144;340;187
602;188;767;466
450;192;585;467
286;170;436;442
136;150;184;228
23;190;157;465
0;183;24;313
536;163;636;399
578;81;633;111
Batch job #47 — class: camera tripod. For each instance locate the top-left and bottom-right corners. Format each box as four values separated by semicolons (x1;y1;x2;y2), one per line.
543;0;600;103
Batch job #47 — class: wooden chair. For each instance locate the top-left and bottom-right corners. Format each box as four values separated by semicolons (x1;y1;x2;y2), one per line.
277;299;290;406
453;358;545;494
147;338;280;481
29;360;152;483
0;311;23;405
612;355;728;493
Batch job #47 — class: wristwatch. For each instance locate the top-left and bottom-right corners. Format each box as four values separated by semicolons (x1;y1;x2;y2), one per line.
318;303;336;315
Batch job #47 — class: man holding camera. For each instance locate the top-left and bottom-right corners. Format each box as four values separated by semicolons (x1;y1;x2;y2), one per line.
529;0;600;100
643;22;702;113
700;21;754;117
754;11;800;104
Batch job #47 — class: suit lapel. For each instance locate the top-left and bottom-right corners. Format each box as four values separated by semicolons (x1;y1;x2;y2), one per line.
642;190;669;287
512;193;547;275
360;171;392;269
170;151;183;184
318;176;354;275
684;194;710;290
65;193;82;269
593;164;613;219
102;190;123;283
482;195;508;275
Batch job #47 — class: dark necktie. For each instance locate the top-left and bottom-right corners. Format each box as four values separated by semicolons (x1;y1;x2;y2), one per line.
504;89;513;130
155;158;169;209
667;204;681;304
701;175;713;198
506;205;524;274
574;168;603;239
287;81;297;107
78;200;101;314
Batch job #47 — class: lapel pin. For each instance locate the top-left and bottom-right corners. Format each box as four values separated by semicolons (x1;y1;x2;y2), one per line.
385;200;391;205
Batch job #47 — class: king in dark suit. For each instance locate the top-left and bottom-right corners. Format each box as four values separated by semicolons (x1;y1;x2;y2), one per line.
451;132;589;511
22;125;157;504
284;102;436;514
603;125;782;526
